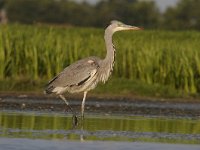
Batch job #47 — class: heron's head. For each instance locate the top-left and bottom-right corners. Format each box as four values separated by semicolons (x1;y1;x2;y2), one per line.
109;20;142;33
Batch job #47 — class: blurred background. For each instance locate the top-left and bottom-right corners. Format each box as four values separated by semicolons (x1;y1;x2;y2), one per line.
0;0;200;98
0;0;200;30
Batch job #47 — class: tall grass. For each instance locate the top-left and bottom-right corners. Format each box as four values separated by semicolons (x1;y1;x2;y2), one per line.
0;24;200;95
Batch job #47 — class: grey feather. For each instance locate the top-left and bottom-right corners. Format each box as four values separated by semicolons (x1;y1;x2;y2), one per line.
45;57;100;93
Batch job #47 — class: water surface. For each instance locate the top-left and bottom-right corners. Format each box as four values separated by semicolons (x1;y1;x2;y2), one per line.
0;96;200;150
0;111;200;144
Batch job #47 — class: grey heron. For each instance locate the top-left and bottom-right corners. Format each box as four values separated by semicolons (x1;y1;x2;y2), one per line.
44;20;141;119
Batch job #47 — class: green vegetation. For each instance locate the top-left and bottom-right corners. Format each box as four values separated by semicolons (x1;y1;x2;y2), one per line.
0;24;200;98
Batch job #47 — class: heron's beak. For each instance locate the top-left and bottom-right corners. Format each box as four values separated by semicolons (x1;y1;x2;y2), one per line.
123;25;142;30
113;24;143;33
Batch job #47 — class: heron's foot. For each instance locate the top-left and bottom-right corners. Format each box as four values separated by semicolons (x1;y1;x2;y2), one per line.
71;113;85;128
72;114;78;127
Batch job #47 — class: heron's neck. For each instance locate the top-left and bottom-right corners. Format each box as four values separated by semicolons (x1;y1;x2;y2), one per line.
104;31;115;69
99;29;115;83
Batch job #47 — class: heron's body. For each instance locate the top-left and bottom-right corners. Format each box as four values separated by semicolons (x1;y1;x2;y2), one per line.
45;56;101;94
44;21;141;118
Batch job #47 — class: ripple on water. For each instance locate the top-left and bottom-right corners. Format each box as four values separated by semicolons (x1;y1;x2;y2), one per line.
0;111;200;145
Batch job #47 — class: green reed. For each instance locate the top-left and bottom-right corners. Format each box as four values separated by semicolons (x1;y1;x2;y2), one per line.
0;24;200;95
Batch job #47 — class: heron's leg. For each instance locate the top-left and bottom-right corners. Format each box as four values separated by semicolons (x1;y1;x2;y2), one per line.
81;91;87;118
59;95;78;126
59;95;73;112
59;94;76;114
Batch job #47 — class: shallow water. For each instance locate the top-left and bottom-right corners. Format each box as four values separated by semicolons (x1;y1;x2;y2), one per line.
0;96;200;149
0;111;200;145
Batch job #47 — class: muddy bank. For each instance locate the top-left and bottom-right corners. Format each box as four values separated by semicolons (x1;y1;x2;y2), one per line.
0;93;200;118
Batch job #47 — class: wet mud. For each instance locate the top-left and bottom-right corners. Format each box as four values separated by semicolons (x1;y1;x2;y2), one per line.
0;94;200;118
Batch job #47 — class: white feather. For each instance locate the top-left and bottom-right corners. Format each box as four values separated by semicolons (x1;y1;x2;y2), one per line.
52;87;67;94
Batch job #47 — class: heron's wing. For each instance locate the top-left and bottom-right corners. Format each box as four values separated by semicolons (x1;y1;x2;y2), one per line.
47;57;100;88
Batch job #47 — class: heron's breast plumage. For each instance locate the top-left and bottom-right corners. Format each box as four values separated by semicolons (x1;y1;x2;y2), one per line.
98;43;116;84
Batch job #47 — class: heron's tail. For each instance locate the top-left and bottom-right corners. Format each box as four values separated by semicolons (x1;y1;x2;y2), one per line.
44;85;54;94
